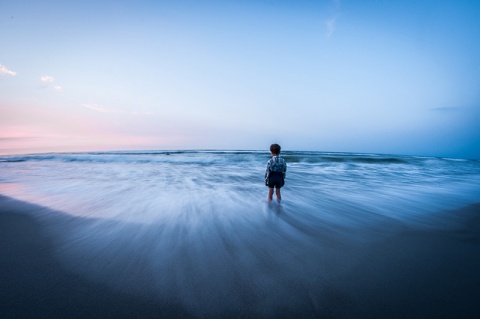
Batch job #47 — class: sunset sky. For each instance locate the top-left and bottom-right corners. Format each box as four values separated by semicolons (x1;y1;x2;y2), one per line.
1;0;479;158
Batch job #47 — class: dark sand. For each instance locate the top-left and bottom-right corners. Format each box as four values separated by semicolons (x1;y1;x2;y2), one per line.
0;196;191;319
1;194;480;318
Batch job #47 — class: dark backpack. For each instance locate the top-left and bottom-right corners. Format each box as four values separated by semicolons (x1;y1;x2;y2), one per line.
270;157;286;172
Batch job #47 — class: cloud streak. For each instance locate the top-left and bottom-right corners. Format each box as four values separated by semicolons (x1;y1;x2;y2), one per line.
40;75;63;92
430;106;461;112
83;104;111;113
82;104;154;116
325;17;337;38
325;0;340;38
41;75;55;83
0;65;17;76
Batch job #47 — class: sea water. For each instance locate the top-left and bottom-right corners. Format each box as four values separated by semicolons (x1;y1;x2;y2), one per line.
1;150;480;316
1;150;479;224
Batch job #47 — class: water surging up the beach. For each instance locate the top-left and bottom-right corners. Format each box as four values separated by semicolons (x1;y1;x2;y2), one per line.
1;151;479;224
1;150;480;316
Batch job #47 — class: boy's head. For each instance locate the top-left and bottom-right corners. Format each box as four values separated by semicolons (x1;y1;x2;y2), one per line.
270;143;281;155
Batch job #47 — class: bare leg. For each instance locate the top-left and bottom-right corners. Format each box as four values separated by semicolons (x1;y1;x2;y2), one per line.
276;188;282;202
267;188;274;202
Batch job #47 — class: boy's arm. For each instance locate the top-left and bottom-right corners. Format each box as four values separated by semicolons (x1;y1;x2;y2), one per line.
265;160;271;179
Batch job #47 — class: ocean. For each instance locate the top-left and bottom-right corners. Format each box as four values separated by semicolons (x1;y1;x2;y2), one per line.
1;150;480;317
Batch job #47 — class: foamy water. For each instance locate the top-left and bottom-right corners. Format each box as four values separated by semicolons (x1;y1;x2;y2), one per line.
1;151;479;224
1;151;480;316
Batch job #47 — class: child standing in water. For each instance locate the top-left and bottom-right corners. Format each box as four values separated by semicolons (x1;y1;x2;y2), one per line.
265;144;287;202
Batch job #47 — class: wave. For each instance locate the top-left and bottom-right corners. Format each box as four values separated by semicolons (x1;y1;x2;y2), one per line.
0;150;474;167
282;154;409;164
1;149;479;231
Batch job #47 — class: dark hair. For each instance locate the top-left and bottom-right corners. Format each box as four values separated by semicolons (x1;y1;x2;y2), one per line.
270;143;281;155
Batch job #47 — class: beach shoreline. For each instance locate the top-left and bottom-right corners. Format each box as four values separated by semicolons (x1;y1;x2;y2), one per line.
0;195;191;319
1;194;479;318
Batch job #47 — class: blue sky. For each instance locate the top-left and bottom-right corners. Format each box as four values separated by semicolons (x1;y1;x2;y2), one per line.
1;0;479;158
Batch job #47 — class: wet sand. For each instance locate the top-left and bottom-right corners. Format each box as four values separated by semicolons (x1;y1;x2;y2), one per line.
1;194;479;318
0;195;191;319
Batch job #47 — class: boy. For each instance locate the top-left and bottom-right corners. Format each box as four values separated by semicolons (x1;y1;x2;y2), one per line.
265;144;287;202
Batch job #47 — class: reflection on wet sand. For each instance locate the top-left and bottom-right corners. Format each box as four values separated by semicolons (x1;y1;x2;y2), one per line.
2;195;479;318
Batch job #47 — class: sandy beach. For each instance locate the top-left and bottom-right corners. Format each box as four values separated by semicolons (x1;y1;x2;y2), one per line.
0;195;192;319
1;194;479;318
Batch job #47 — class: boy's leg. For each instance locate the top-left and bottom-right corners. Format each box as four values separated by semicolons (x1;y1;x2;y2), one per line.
267;188;274;202
275;188;282;201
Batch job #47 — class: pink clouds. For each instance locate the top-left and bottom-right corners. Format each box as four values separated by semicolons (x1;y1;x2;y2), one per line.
40;75;55;83
0;124;179;155
40;75;63;92
0;64;17;76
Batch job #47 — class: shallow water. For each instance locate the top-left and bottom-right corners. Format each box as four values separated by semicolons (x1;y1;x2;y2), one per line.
1;151;480;316
1;150;479;224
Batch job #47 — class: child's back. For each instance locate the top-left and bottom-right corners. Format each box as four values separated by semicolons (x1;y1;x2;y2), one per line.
265;144;286;202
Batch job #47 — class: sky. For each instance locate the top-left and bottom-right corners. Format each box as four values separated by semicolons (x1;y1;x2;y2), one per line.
1;0;479;159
